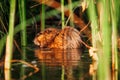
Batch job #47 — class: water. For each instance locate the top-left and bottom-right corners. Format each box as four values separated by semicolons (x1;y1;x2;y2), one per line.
34;48;92;80
1;47;120;80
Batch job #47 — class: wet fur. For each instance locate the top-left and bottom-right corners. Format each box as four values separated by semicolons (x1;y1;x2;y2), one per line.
34;27;81;49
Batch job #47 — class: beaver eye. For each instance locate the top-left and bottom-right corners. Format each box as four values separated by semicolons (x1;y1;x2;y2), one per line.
48;30;52;33
39;32;43;34
36;32;42;37
45;30;52;33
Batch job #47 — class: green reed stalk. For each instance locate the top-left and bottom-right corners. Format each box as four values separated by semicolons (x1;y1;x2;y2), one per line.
18;0;27;47
98;0;111;80
4;0;16;79
18;0;27;59
41;62;46;80
61;0;65;29
110;0;119;79
87;0;113;79
0;36;6;57
18;0;27;60
41;4;45;30
87;0;99;47
67;0;74;27
61;65;65;80
18;0;27;78
87;0;99;80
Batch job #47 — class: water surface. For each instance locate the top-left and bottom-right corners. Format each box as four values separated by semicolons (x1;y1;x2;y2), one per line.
1;47;120;80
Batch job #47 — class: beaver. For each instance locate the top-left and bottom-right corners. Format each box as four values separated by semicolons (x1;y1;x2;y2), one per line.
34;26;81;49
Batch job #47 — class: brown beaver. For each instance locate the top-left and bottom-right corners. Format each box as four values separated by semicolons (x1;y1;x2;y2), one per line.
34;26;81;49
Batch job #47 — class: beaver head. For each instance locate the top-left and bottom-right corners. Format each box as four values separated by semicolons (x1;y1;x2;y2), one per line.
34;28;60;48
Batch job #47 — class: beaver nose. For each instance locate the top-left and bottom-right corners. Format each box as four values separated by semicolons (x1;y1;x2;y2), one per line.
33;38;40;46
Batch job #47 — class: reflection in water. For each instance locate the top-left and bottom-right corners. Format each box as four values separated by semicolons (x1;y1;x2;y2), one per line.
34;48;81;67
89;61;98;75
34;48;91;80
4;69;11;80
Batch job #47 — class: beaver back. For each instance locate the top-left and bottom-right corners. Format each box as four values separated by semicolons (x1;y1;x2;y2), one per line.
49;27;81;49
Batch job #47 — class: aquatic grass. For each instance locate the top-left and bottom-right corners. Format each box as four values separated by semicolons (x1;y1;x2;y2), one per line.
67;0;74;27
0;35;6;57
41;4;45;30
0;25;6;57
61;65;65;80
0;0;119;79
18;0;27;78
87;0;99;79
4;0;16;79
18;0;27;60
4;0;16;69
110;0;119;79
41;62;46;80
98;0;111;79
18;0;27;47
87;0;99;47
87;0;119;79
61;0;65;29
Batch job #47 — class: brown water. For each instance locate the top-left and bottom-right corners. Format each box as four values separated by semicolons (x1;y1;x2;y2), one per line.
33;48;91;80
1;48;120;80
